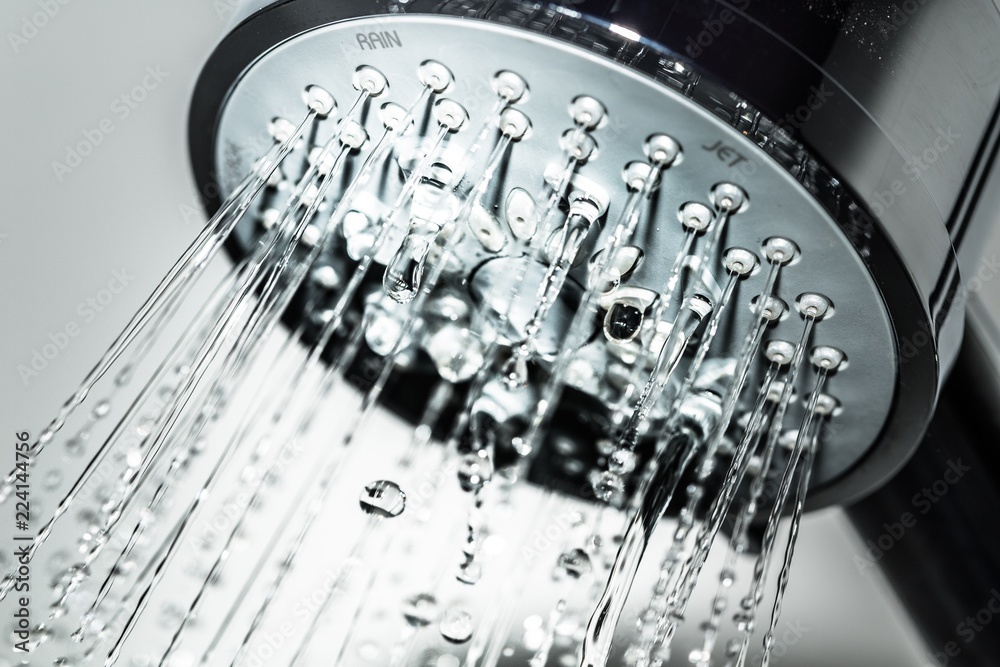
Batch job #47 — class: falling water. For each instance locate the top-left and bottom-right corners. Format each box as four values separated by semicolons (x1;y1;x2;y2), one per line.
9;56;855;667
0;95;326;491
580;429;701;667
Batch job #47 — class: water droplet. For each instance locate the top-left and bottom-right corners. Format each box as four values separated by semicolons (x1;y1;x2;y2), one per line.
64;436;84;456
555;548;592;579
402;592;439;626
590;246;642;288
440;608;474;643
359;480;406;518
311;264;339;289
358;641;381;661
76;612;105;642
426;293;469;323
92;400;111;419
623;646;648;665
592;471;624;504
22;623;52;650
363;298;414;357
604;301;644;343
501;347;530;391
608;449;637;475
523;625;547;651
457;453;493;493
126;448;143;469
343;207;373;235
733;611;753;632
688;649;710;664
137;417;159;439
556;616;582;638
457;560;482;585
383;234;430;304
587;267;622;296
53;562;85;594
114;365;133;386
426;326;485;383
43;470;63;489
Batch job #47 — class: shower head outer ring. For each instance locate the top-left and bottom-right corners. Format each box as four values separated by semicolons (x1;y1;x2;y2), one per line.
188;0;958;509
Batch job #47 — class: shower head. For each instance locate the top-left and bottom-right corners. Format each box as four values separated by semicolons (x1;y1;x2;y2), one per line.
188;0;956;509
6;1;1000;666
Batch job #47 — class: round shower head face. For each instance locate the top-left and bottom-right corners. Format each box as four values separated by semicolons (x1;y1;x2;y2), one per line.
209;14;895;503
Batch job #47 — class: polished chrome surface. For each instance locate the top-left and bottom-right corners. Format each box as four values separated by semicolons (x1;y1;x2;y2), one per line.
213;14;895;491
